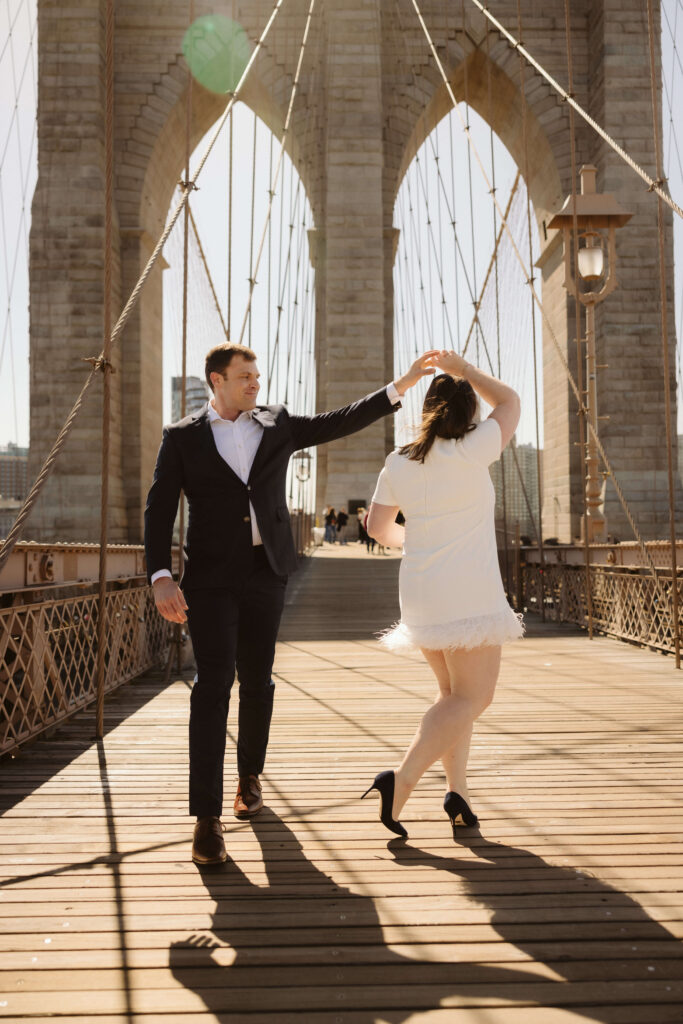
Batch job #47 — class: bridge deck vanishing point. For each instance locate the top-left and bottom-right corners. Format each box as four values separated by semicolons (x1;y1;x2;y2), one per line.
1;545;683;1023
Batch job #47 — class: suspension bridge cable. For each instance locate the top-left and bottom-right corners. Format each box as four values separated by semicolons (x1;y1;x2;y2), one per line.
466;0;683;222
460;257;541;541
0;7;36;174
267;178;304;395
413;139;455;347
421;131;488;338
227;102;233;337
248;110;258;347
267;131;274;374
515;0;546;616
236;0;318;346
435;109;446;347
188;206;229;337
460;0;481;364
486;15;511;599
283;174;306;404
461;172;520;357
404;162;435;349
448;111;462;343
0;11;37;382
647;0;682;666
0;116;36;375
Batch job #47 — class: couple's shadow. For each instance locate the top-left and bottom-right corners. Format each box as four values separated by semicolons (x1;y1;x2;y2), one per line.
169;809;680;1021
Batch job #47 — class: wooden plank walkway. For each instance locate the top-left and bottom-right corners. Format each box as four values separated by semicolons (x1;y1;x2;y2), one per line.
1;544;683;1023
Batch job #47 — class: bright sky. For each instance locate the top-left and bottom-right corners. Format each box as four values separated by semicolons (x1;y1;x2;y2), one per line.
1;0;681;460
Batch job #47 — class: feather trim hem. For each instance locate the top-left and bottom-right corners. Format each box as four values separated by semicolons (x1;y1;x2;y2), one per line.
378;608;525;654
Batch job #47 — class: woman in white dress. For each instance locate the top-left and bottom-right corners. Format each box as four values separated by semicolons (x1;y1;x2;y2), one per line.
361;350;523;839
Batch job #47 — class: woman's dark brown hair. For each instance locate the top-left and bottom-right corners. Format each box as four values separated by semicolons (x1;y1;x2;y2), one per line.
399;373;477;463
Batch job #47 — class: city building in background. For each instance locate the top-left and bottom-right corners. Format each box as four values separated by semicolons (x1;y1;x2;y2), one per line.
0;443;28;501
0;443;28;538
490;442;542;543
171;376;209;423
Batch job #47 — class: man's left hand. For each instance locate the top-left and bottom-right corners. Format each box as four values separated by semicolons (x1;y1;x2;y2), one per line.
393;350;439;396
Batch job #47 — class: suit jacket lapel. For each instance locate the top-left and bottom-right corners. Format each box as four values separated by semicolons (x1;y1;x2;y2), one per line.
248;407;278;483
195;410;244;485
193;405;278;486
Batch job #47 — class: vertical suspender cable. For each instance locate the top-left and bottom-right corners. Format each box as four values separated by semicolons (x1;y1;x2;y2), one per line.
228;104;233;337
95;0;116;738
448;113;462;344
248;110;258;347
485;16;511;601
237;0;318;347
460;0;481;365
227;0;236;338
646;0;681;668
174;0;195;675
515;0;545;619
563;0;594;639
267;131;274;381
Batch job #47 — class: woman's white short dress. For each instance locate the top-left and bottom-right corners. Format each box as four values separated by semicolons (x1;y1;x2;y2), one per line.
371;417;524;654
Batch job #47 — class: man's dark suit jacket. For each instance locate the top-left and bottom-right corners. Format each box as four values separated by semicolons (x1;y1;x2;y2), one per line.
144;386;399;589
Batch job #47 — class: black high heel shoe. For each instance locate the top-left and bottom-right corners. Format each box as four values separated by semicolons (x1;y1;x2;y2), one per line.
444;791;478;839
361;770;408;838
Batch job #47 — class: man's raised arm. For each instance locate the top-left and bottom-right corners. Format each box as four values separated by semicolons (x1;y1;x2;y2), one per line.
288;351;438;450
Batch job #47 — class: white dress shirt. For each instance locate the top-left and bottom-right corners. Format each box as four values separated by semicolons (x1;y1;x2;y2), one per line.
151;383;401;584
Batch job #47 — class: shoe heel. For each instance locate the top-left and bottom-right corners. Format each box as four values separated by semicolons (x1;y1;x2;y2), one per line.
444;791;478;838
361;772;408;839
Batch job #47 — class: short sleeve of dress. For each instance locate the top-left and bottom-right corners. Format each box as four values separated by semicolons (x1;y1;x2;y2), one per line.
371;457;399;506
462;417;502;466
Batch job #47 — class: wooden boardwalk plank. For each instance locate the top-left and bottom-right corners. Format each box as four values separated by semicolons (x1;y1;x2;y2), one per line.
1;545;683;1022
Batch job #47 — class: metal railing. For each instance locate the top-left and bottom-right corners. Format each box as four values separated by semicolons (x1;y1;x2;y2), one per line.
1;578;172;755
1;514;315;756
522;562;683;655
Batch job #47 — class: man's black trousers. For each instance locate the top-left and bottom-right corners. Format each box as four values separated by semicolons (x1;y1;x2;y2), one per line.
184;546;287;818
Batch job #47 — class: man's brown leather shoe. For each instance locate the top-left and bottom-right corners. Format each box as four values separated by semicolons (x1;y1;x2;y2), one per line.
233;775;263;819
192;816;227;864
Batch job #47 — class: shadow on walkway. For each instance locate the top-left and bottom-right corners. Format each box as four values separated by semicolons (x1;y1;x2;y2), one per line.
169;810;682;1020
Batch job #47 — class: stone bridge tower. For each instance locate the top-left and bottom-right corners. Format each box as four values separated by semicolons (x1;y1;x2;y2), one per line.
27;0;675;544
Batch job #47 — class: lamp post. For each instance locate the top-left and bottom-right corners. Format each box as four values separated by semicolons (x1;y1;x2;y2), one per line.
548;165;632;543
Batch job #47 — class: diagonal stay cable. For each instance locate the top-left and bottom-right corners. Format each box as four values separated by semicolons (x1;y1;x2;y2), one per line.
468;0;683;221
188;202;229;338
409;0;671;590
461;170;520;358
0;0;287;574
237;0;318;346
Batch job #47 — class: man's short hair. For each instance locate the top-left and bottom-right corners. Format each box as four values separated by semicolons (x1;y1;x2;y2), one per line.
205;343;257;392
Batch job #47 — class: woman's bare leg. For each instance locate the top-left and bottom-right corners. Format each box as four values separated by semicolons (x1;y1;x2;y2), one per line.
441;721;473;802
440;646;501;802
391;645;501;817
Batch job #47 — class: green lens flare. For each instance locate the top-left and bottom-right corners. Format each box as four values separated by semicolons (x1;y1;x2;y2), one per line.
182;15;251;95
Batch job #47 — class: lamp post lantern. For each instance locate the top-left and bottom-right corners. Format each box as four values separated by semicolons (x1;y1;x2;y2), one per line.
548;165;632;544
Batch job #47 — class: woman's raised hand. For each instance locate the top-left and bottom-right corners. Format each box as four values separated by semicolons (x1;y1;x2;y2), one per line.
434;349;469;377
394;350;439;395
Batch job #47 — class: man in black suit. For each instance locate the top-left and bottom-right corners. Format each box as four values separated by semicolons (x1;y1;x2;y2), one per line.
145;342;436;864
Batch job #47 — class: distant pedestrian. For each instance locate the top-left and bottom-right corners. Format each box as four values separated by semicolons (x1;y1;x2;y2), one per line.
336;509;349;545
357;507;368;546
324;507;337;543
